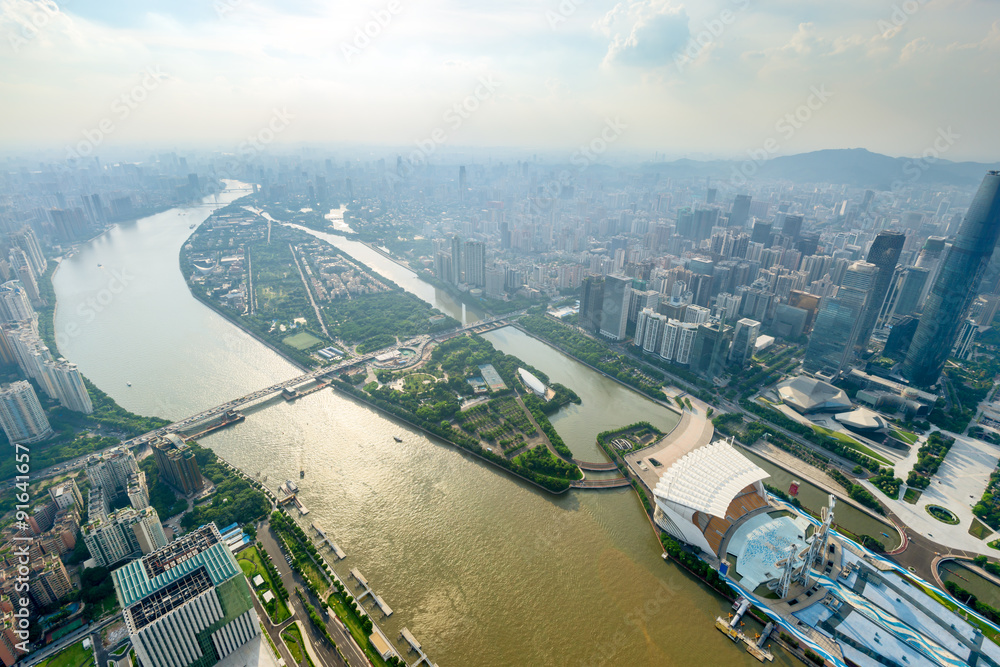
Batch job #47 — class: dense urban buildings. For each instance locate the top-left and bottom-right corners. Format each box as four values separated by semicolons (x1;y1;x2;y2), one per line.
111;524;261;667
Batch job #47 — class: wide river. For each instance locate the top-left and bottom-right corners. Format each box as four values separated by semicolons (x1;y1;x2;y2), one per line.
53;184;797;666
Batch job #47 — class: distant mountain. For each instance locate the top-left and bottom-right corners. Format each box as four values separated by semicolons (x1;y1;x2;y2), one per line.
637;148;1000;189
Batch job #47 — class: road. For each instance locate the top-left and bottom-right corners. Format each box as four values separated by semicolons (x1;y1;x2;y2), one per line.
257;523;369;667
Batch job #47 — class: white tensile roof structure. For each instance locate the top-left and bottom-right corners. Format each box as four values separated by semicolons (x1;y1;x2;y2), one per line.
517;368;547;397
652;440;768;518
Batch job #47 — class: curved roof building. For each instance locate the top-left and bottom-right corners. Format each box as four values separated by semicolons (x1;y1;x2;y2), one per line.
834;407;887;432
517;368;547;398
776;376;852;414
627;409;1000;666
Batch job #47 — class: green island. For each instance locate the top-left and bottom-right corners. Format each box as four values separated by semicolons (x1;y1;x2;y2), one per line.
180;202;458;367
335;333;584;492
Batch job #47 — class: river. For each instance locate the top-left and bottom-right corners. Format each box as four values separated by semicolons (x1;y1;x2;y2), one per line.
53;184;795;666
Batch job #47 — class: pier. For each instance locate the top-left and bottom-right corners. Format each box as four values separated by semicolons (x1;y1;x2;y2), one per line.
400;628;437;667
348;569;393;617
311;522;346;560
714;598;774;662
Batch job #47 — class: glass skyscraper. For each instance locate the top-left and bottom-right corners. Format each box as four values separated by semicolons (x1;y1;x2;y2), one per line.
902;171;1000;386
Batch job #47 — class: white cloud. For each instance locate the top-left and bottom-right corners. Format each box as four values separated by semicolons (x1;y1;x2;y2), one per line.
597;0;690;67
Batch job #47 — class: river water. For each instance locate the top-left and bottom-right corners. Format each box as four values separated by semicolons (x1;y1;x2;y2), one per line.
53;184;795;666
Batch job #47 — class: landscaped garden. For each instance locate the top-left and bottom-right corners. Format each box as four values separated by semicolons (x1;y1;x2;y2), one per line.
926;504;960;525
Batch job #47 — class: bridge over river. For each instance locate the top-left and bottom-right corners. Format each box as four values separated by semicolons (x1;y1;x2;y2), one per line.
118;314;517;450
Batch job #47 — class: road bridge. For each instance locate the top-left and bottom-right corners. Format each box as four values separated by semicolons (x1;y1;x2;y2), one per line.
118;314;517;450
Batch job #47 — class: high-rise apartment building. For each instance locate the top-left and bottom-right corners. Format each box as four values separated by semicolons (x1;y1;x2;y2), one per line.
450;235;463;284
153;434;205;496
903;172;1000;385
86;447;141;498
0;321;93;414
0;381;52;444
82;505;167;567
462;240;486;288
0;281;34;324
111;524;261;667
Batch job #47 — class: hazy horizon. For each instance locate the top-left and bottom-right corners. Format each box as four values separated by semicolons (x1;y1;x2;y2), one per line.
2;0;998;162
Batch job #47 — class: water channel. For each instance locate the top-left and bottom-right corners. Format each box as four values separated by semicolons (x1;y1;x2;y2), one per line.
53;184;795;666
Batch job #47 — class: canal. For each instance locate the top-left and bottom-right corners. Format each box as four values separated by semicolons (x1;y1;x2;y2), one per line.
53;184;794;666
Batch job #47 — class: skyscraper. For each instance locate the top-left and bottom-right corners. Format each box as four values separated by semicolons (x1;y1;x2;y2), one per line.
111;524;261;667
855;231;904;351
903;172;1000;386
804;261;876;377
580;275;605;333
730;194;751;229
600;275;631;341
781;215;803;242
729;318;761;369
0;381;52;444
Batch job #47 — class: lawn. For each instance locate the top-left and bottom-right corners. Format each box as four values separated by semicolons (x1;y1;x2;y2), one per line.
37;640;92;667
237;546;291;623
927;504;961;525
891;428;920;445
970;518;994;540
280;625;314;666
813;425;892;465
283;331;325;351
903;488;923;504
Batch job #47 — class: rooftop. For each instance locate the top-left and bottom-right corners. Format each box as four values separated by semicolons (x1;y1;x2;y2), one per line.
776;376;852;414
653;439;768;518
111;523;240;608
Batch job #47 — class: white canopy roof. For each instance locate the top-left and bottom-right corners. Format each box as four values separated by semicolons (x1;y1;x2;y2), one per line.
653;440;769;518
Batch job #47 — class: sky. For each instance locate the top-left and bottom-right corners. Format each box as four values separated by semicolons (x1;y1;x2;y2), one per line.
0;0;998;162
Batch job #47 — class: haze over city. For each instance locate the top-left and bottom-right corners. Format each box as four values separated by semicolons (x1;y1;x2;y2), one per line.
1;0;1000;159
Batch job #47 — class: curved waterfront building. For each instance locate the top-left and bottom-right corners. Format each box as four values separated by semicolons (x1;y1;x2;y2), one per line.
902;172;1000;386
625;413;1000;665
